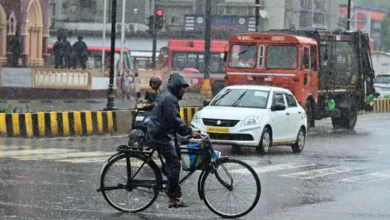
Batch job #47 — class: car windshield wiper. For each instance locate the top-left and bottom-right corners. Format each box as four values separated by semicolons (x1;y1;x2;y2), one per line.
231;91;247;107
211;89;232;106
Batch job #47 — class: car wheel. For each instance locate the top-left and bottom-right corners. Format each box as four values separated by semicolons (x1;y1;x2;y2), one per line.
291;127;306;154
257;127;272;155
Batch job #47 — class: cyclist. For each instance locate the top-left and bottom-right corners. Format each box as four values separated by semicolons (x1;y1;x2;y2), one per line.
146;72;201;208
147;75;163;103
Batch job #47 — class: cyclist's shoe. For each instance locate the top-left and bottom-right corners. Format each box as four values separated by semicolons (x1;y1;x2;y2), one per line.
168;199;189;208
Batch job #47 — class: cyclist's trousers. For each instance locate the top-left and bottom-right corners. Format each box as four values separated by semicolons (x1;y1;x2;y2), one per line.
157;142;182;199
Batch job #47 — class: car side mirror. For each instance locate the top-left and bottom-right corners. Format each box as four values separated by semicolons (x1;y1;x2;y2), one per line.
271;103;286;111
203;99;211;106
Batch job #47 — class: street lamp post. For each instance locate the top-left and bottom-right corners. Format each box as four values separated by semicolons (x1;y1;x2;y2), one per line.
347;0;351;31
105;0;117;110
255;0;260;32
200;0;212;98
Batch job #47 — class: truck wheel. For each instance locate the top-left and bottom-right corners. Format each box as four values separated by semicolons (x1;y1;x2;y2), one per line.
304;101;314;128
211;80;225;97
331;107;358;130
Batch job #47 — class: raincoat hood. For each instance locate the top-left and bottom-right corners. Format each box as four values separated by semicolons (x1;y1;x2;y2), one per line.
167;73;189;100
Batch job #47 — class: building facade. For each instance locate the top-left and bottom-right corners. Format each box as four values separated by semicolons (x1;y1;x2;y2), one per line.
0;0;50;66
49;0;339;39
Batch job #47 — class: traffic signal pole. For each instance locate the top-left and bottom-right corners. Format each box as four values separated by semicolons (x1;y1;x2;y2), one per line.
200;0;212;99
152;15;157;69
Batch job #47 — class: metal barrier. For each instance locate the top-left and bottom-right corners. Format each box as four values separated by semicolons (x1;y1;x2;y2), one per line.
373;98;390;113
32;68;92;89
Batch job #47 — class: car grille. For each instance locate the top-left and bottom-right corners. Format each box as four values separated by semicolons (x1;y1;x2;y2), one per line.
202;118;239;127
208;133;254;141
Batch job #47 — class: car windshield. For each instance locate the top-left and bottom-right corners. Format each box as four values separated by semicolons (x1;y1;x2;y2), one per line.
210;89;270;108
375;75;390;84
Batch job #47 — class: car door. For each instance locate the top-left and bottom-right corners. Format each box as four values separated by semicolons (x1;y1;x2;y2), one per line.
285;93;303;140
269;91;289;142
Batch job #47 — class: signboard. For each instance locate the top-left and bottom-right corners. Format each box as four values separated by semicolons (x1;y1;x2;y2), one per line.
184;15;257;33
351;12;367;30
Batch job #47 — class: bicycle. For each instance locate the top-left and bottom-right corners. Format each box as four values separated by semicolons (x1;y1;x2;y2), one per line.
97;131;261;219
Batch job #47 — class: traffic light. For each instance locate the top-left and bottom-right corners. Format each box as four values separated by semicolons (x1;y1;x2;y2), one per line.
154;8;164;30
147;16;154;34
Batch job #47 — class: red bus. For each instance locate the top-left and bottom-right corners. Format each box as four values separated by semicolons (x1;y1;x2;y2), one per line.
166;40;228;91
47;44;133;76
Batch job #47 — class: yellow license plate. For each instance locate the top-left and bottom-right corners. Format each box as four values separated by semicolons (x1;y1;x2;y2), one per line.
206;126;229;134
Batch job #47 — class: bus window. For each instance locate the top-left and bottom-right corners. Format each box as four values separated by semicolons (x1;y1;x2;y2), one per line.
301;47;310;70
258;45;264;69
171;52;224;73
266;45;298;69
229;45;257;68
311;46;317;72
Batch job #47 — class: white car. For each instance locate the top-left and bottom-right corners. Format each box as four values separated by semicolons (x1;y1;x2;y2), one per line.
374;74;390;98
191;85;307;154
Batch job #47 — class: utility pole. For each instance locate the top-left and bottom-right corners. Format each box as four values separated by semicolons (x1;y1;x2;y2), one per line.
105;0;117;110
347;0;351;31
200;0;212;98
101;0;107;76
255;0;260;32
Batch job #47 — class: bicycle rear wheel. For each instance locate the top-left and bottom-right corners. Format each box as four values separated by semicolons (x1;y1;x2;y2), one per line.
200;158;261;219
100;153;161;213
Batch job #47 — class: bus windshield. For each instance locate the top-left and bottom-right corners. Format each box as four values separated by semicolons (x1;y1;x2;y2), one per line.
266;45;298;69
228;44;257;68
171;52;225;73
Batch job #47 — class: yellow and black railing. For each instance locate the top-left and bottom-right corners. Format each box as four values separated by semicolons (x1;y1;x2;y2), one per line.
0;111;116;138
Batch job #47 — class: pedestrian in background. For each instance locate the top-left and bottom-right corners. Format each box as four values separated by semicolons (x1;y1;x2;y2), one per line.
10;31;22;67
72;36;88;69
133;72;141;99
63;35;72;69
53;36;64;68
115;69;122;97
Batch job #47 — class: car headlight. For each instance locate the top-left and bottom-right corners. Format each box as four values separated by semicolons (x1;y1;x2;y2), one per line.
192;113;201;123
240;115;262;126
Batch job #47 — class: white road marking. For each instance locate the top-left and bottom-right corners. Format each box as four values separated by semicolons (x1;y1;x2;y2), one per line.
340;170;390;183
14;151;113;161
0;148;77;158
230;163;316;174
280;166;363;179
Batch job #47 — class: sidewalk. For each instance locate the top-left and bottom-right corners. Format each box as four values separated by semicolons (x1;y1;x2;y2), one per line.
0;93;206;112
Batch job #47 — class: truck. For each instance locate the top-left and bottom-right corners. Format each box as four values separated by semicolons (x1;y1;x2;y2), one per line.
223;29;378;130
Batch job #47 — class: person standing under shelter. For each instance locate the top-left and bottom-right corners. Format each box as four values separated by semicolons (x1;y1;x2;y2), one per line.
53;36;64;68
10;31;22;67
72;36;88;69
63;35;72;69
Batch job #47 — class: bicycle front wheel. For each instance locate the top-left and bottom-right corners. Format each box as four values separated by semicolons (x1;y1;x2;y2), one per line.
200;158;261;219
100;153;161;213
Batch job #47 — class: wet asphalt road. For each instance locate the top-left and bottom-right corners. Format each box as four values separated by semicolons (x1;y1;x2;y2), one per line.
0;113;390;220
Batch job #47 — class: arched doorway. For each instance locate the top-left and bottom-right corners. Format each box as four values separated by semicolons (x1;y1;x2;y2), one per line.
0;4;7;63
26;0;43;65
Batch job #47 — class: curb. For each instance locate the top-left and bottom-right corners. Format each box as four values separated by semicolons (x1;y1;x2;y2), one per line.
0;111;117;138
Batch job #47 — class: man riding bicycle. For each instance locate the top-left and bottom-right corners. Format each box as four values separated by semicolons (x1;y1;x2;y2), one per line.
146;72;201;208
